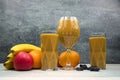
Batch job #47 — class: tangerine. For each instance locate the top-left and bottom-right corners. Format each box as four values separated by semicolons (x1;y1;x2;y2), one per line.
29;49;41;69
59;50;80;67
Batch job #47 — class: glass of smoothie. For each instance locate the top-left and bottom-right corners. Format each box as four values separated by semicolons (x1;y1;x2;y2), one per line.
89;32;106;69
40;31;58;70
57;16;80;70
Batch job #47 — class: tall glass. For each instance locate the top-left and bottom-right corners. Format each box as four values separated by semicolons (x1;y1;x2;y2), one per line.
40;31;58;70
89;32;106;69
57;16;80;70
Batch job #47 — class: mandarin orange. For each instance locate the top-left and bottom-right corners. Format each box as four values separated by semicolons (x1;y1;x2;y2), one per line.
59;50;80;67
29;49;41;69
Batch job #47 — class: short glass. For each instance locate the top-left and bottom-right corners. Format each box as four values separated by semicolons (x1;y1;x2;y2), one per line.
89;32;106;69
40;30;58;70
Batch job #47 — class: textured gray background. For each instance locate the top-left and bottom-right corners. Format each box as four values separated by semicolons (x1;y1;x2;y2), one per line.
0;0;120;63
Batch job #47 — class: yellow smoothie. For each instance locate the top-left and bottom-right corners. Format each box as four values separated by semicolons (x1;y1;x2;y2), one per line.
89;36;106;69
40;33;58;70
57;18;80;49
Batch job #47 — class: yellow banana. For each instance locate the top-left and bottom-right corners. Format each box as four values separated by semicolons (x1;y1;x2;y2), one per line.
7;53;14;62
10;44;41;55
4;60;14;70
7;52;13;58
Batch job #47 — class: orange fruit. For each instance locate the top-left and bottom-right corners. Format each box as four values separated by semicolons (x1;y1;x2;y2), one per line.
59;50;80;67
29;49;41;69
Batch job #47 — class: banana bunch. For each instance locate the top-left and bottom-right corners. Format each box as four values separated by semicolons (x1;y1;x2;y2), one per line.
4;44;41;70
4;53;14;70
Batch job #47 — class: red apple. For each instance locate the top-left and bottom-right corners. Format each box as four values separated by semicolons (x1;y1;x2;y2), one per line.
14;51;33;71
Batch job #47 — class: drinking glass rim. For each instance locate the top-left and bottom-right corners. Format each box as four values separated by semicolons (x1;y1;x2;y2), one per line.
90;32;106;37
60;16;77;20
41;30;57;34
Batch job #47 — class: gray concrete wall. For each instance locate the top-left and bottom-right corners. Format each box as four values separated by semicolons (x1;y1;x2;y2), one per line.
0;0;120;63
